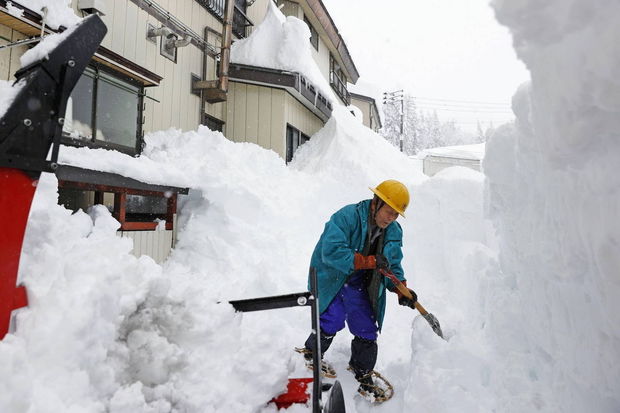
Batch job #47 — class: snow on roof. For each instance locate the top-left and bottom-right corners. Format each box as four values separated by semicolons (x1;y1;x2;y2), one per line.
421;143;485;160
230;1;336;104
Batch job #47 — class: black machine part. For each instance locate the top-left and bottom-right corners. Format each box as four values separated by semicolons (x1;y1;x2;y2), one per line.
230;268;346;413
0;15;107;177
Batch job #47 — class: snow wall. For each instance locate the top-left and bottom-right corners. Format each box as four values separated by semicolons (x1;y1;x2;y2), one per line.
484;0;620;411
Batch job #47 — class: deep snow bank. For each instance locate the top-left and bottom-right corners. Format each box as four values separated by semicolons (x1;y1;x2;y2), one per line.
485;1;620;411
2;109;442;412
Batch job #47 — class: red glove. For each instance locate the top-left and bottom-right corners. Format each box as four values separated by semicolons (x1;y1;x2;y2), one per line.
353;253;376;269
353;253;391;270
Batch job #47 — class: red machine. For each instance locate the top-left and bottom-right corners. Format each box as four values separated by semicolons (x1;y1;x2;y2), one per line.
0;15;107;339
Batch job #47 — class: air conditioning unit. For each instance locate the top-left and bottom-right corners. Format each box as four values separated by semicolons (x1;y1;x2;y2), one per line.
78;0;106;16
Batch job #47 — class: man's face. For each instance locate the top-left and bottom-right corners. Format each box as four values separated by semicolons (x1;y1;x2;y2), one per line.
374;202;399;229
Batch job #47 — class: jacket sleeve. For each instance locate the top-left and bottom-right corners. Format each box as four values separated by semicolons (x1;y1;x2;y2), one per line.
319;209;357;275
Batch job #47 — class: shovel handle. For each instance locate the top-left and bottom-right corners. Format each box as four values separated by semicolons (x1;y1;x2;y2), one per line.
379;269;429;316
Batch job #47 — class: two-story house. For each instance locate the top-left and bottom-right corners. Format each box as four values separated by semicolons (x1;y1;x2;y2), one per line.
0;0;374;261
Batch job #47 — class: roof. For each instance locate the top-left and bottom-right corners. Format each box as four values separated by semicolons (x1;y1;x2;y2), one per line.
55;165;189;194
422;143;486;161
301;0;359;83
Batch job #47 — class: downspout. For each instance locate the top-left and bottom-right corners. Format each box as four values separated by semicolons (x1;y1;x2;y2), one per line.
219;0;235;94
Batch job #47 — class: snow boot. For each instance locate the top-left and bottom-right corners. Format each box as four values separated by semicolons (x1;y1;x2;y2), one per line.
348;367;394;403
294;347;337;378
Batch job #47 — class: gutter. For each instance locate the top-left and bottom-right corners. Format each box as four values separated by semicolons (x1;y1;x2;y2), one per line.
303;0;359;83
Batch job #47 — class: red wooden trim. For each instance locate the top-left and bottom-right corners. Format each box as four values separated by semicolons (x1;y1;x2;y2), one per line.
58;180;169;198
120;222;173;231
58;180;179;231
166;193;177;224
114;192;126;224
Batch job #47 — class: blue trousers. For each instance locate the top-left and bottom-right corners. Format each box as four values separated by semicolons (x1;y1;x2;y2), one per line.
320;272;378;341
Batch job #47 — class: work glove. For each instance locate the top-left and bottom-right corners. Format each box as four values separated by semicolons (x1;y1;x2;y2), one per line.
398;288;418;308
394;280;417;307
353;253;390;270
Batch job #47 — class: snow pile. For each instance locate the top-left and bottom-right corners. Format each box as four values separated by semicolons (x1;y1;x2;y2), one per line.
230;1;336;103
11;0;80;30
483;0;620;411
3;110;451;412
20;18;82;67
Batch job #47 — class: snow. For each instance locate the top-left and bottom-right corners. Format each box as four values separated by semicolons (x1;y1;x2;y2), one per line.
20;18;81;67
10;0;80;30
230;1;337;104
6;1;25;18
1;0;619;412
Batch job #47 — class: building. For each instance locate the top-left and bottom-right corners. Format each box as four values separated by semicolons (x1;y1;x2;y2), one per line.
0;0;364;261
420;143;485;176
350;92;382;132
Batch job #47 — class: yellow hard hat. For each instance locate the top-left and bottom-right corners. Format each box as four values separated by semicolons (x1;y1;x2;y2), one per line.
369;179;410;217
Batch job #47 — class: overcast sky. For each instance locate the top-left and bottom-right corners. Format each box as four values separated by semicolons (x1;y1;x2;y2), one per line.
322;0;531;131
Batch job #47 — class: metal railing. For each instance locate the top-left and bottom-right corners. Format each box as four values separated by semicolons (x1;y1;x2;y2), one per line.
196;0;253;38
330;71;350;105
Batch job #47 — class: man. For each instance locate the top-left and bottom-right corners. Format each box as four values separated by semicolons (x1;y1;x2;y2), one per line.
300;179;418;401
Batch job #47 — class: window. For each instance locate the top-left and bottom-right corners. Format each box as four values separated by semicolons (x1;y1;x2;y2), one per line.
203;114;224;132
330;54;350;104
286;124;310;163
304;16;319;51
63;65;144;155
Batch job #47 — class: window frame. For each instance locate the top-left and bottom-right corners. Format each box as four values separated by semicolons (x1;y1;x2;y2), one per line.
329;54;350;104
304;15;319;51
61;63;145;156
203;114;224;132
286;124;310;163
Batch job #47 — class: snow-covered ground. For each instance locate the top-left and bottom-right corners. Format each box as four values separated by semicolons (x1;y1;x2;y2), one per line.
1;0;619;412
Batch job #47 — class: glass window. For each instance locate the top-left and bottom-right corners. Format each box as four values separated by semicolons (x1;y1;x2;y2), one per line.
286;125;310;163
304;16;319;51
126;194;168;222
63;65;144;154
63;68;94;140
95;72;140;147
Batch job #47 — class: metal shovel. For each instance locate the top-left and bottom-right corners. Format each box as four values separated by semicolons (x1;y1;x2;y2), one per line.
379;269;445;339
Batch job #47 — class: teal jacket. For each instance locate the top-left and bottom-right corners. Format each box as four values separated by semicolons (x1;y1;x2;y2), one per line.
308;199;406;330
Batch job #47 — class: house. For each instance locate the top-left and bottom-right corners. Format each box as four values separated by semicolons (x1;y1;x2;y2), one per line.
0;0;361;261
350;92;382;133
420;143;485;176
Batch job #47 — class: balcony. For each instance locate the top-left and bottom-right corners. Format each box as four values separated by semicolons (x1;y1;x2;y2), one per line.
196;0;253;38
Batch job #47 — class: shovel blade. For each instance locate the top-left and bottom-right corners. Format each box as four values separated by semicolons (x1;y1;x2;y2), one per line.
423;313;444;338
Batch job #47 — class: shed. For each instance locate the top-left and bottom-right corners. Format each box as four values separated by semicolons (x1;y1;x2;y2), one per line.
421;143;485;176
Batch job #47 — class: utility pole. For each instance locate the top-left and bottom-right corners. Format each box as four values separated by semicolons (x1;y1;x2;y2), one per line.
383;89;405;152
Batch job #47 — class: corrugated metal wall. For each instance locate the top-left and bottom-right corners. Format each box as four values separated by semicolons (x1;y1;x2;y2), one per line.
0;25;27;80
119;230;174;264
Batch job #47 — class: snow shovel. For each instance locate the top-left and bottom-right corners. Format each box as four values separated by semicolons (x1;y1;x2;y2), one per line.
379;269;444;339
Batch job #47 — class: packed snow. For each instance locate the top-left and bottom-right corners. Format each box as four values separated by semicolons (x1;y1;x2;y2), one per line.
1;0;619;412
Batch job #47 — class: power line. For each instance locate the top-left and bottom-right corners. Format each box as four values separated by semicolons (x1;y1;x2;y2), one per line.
415;106;513;114
411;96;511;106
